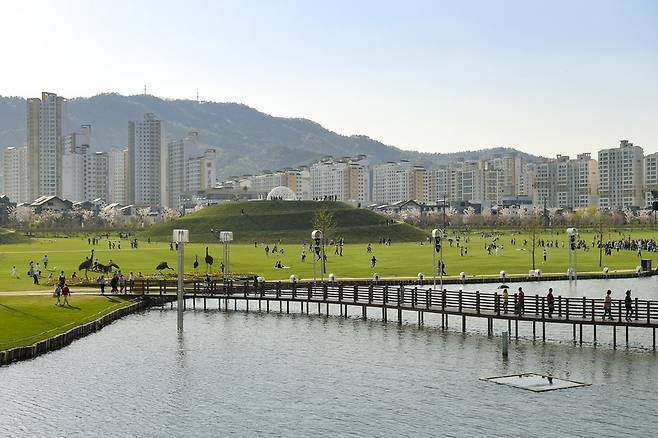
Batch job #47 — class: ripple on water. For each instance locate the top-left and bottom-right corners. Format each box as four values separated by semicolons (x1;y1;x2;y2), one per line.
1;306;658;437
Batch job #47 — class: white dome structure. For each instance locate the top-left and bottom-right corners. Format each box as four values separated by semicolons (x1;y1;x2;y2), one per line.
267;186;296;200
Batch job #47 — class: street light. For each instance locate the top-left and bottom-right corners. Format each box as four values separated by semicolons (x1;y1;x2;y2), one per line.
312;230;324;283
567;227;577;282
219;231;233;283
173;229;189;332
432;228;443;291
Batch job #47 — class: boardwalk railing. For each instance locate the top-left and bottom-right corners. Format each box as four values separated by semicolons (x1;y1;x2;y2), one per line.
128;279;658;349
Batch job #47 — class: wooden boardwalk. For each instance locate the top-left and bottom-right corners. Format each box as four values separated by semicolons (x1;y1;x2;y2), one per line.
128;279;658;350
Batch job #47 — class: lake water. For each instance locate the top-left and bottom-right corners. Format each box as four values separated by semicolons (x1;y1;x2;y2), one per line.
2;278;658;437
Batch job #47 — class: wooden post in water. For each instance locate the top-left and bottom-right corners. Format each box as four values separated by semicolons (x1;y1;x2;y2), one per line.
462;315;466;333
613;326;617;350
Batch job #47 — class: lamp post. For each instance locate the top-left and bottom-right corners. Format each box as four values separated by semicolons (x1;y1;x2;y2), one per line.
219;231;233;282
567;227;577;282
312;230;324;283
432;228;443;290
173;229;189;332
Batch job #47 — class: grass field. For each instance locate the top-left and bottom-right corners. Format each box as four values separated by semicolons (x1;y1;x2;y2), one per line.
146;200;427;243
0;295;133;350
0;229;655;292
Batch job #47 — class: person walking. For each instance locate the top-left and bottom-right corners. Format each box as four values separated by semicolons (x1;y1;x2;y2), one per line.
43;254;49;270
546;288;555;318
119;274;126;294
502;288;509;313
58;271;66;287
10;266;18;279
625;290;634;321
99;275;106;295
371;255;377;268
53;284;62;306
517;287;525;316
603;290;614;320
129;272;135;293
110;273;119;294
62;284;70;306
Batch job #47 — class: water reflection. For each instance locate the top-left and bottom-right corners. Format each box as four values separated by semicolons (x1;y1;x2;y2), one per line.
2;301;658;437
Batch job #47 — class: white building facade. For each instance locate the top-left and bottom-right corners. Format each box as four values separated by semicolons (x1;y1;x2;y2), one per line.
598;140;644;209
127;113;165;207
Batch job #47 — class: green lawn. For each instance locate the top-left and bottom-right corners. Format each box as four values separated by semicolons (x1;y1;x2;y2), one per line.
0;229;655;291
0;295;134;350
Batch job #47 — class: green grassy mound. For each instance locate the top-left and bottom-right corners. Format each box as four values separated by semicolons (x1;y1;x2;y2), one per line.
145;201;427;243
0;229;31;244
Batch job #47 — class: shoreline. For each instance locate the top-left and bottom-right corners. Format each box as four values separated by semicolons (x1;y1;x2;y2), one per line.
0;296;170;366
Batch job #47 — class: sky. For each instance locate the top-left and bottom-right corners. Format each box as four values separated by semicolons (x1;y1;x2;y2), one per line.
1;0;657;157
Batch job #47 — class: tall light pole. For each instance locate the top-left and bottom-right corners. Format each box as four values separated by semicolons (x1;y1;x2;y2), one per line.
173;229;189;332
567;227;577;282
432;228;442;290
219;231;233;282
312;230;324;283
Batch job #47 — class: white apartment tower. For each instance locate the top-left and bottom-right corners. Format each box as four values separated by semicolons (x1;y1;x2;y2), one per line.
128;113;165;207
186;149;218;194
26;92;65;199
167;132;199;208
61;125;91;202
598;140;644;209
83;152;109;201
372;161;429;204
109;148;129;204
2;146;28;203
310;155;370;203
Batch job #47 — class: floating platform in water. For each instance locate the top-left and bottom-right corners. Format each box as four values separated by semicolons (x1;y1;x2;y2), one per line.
482;373;590;392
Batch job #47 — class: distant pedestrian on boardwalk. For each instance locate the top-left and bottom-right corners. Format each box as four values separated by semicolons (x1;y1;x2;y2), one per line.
501;288;509;313
546;288;555;318
516;287;525;315
625;290;634;321
98;275;106;295
603;290;614;320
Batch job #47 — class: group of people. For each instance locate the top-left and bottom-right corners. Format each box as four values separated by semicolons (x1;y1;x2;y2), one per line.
499;286;636;320
52;271;71;306
98;271;137;295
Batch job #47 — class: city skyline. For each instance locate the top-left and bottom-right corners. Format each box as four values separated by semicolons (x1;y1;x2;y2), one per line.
1;0;657;157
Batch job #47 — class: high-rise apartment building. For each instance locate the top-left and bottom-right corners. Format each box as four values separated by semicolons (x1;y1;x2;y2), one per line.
310;155;370;203
62;125;92;202
644;153;658;207
167;132;200;208
534;154;598;208
598;140;644;209
127;113;165;207
26;92;65;199
83;152;109;201
2;146;28;203
108;147;129;204
372;161;428;204
186;149;218;194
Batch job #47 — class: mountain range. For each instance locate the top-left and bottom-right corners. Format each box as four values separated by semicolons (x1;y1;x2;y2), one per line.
0;93;541;179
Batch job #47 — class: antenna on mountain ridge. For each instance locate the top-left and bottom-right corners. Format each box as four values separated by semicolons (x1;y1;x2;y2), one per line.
143;84;147;96
196;89;199;103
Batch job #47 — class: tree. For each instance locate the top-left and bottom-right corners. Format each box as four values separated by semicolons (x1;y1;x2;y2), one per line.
312;208;337;242
312;208;337;275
